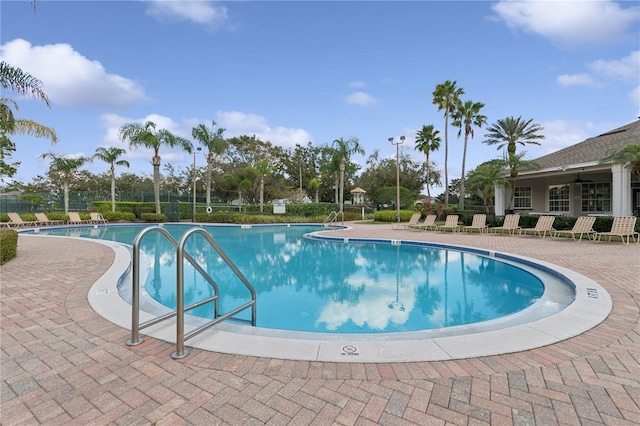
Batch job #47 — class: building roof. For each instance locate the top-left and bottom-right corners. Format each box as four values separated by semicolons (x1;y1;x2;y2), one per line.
350;187;366;194
533;119;640;169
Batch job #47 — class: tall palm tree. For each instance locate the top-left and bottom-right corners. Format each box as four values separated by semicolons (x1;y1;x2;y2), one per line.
414;124;441;202
93;147;130;213
118;121;192;214
191;120;226;207
599;144;640;177
451;100;487;210
1;61;57;178
483;116;545;155
309;177;320;203
331;137;364;212
254;158;272;212
40;152;90;214
432;80;464;209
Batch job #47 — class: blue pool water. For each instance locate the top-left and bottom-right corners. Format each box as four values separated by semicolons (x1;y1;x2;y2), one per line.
32;224;548;334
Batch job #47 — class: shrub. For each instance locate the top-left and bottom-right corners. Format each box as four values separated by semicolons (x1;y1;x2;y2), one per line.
373;210;416;223
102;211;136;222
0;229;18;264
141;213;166;223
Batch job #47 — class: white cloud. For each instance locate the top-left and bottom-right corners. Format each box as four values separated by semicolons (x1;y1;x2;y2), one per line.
216;111;313;147
0;38;148;109
146;0;230;27
491;0;639;47
556;73;596;87
630;85;640;110
345;91;377;107
589;50;640;82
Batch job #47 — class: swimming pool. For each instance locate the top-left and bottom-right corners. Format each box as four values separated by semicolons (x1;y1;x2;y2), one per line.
27;223;611;362
34;223;566;333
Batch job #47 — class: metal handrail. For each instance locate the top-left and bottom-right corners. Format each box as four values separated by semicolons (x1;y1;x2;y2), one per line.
322;210;344;228
126;226;256;360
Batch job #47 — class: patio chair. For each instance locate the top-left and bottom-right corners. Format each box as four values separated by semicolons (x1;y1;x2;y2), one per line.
553;216;596;242
438;215;460;233
7;212;38;228
67;212;91;225
34;212;64;226
464;214;487;234
519;216;556;238
490;214;521;235
417;214;438;231
391;213;421;230
595;216;639;245
90;212;108;224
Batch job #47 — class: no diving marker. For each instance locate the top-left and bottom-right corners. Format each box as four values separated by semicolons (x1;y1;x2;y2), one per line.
341;344;360;356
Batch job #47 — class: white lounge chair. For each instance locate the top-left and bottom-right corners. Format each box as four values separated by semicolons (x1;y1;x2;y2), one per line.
491;214;521;235
90;212;108;224
392;213;421;230
554;216;596;242
7;212;38;228
417;215;438;231
34;212;64;226
438;215;460;233
67;212;91;225
464;214;488;234
596;216;638;245
519;216;556;238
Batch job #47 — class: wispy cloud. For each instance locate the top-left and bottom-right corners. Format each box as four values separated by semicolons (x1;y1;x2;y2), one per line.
0;38;149;109
345;91;377;107
349;81;365;88
491;0;639;47
146;0;230;27
557;73;597;87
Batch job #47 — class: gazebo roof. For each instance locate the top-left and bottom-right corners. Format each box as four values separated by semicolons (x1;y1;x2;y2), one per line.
350;187;366;194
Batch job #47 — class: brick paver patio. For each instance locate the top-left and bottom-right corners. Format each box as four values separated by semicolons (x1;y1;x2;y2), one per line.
1;223;639;425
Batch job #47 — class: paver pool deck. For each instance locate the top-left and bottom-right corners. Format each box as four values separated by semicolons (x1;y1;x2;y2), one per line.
1;222;639;425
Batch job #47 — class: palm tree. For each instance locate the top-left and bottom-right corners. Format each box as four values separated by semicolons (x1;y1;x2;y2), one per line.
466;160;507;214
93;147;130;213
414;125;441;202
432;80;464;209
40;152;90;214
309;177;320;203
599;144;640;177
1;61;58;178
451;100;487;210
503;152;540;210
254;158;272;212
191;120;226;207
331;137;364;212
118;121;192;214
483;116;545;155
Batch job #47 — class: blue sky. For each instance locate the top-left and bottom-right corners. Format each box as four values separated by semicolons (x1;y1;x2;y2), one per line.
2;0;639;193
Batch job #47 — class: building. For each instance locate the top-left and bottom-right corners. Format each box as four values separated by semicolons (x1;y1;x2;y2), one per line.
495;119;640;217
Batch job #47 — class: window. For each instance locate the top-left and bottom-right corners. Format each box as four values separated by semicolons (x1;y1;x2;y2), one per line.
548;184;570;212
581;183;611;213
513;186;532;209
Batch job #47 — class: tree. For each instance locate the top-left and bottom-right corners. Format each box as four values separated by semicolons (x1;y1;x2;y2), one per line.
1;61;58;178
432;80;464;209
466;160;507;214
483;116;545;155
330;137;364;211
414;124;441;202
118;121;192;214
254;158;273;212
503;152;540;210
599;144;640;177
309;177;320;203
93;147;129;212
451;100;487;210
40;152;90;214
191;120;226;207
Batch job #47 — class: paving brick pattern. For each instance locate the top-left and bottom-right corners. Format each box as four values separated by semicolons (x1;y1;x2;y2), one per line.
1;226;639;425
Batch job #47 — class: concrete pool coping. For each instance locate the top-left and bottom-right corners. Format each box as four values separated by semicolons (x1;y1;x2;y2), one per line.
80;229;613;363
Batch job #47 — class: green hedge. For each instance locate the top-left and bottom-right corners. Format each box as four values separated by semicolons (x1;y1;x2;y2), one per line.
373;210;418;223
0;229;18;264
